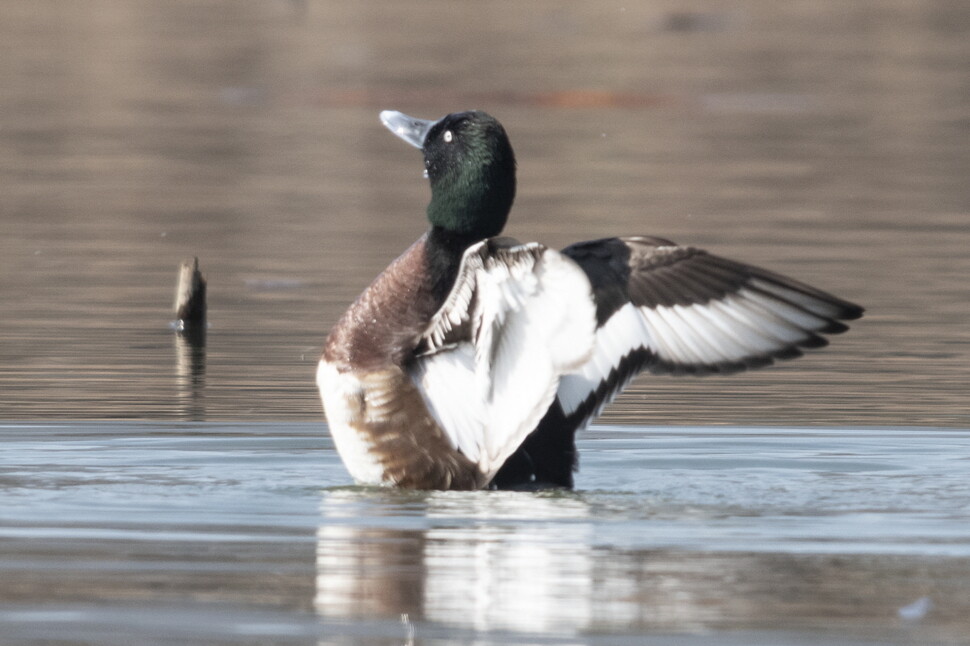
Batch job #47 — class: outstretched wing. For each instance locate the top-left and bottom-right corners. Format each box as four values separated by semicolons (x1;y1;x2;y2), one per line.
408;238;597;481
555;235;864;430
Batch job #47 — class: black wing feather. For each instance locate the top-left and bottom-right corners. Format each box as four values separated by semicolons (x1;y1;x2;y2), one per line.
491;235;863;489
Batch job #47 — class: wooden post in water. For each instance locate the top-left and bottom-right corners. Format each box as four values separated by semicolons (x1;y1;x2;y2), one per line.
174;257;207;332
174;258;207;420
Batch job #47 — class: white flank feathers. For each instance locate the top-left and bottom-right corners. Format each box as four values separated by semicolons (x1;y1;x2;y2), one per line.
316;360;388;485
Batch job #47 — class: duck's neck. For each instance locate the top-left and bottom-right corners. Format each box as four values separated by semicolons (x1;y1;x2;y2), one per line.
426;191;511;239
424;226;483;304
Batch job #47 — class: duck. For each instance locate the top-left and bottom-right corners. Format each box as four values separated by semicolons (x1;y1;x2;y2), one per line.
317;109;863;491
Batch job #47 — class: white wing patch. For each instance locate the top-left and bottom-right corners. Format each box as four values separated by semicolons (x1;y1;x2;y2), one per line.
557;303;648;417
409;241;596;480
557;283;844;420
409;343;483;462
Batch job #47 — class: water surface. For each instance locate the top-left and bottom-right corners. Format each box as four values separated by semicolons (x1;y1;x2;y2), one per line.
3;422;970;645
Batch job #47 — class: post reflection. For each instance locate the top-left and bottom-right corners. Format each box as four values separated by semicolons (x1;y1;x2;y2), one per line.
314;490;596;634
173;329;206;421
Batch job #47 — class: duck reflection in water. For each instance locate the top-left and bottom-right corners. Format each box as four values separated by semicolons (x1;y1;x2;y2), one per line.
314;489;600;634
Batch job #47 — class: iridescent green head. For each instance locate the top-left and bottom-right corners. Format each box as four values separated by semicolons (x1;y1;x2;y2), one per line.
380;110;516;239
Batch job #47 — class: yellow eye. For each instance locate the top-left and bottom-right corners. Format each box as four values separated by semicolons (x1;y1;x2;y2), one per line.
443;130;453;143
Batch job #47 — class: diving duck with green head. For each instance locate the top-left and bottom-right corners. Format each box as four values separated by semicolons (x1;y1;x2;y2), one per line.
317;110;863;491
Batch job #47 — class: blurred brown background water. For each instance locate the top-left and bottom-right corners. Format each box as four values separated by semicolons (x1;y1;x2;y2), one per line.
0;0;968;426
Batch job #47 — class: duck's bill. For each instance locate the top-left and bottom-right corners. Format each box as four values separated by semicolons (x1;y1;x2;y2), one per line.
380;110;437;149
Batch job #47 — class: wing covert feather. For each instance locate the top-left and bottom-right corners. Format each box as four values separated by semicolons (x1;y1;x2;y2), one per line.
409;239;596;479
